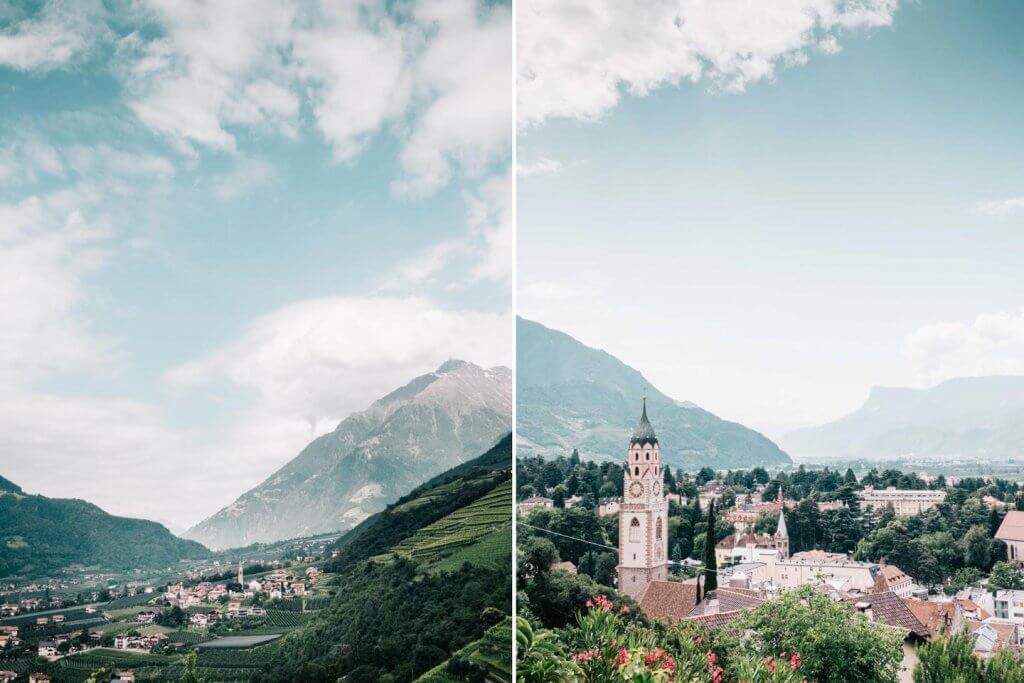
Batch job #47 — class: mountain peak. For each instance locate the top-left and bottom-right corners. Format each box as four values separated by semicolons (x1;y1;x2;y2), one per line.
436;358;472;374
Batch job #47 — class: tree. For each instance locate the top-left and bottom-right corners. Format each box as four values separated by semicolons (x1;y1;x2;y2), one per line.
913;632;983;683
180;651;205;683
741;585;903;683
962;525;992;570
702;500;718;595
988;561;1024;591
552;488;566;509
670;543;683;575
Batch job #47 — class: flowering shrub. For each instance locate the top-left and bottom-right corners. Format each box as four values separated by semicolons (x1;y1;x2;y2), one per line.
515;596;809;683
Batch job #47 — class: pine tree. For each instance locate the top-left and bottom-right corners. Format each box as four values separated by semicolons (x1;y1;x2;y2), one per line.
703;500;717;594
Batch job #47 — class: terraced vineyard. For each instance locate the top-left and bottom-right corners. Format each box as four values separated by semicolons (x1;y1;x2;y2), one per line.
265;609;315;627
55;648;178;681
387;479;512;572
104;592;160;610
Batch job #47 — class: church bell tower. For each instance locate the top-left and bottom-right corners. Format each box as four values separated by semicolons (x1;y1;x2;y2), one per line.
617;397;669;599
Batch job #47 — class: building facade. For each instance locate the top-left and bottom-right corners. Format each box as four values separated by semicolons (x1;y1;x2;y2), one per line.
617;399;669;599
857;487;946;516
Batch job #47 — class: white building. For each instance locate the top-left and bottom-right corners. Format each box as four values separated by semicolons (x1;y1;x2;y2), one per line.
993;589;1024;623
857;487;946;516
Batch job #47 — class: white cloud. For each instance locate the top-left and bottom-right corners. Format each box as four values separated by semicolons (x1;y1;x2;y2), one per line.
392;0;513;197
518;0;898;126
975;197;1024;217
387;168;513;289
0;0;106;71
212;157;275;198
518;157;564;177
165;296;513;425
903;308;1024;383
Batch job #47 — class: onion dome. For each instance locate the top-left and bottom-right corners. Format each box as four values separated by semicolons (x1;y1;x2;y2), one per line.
630;397;658;446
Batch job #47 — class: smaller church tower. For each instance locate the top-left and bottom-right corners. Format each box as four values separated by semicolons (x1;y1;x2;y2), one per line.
238;561;244;586
618;397;669;599
774;510;790;559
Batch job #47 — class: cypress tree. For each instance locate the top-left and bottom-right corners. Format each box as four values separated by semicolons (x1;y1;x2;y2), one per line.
703;500;717;594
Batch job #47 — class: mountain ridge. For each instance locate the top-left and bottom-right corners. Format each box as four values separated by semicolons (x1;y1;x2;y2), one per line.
516;317;791;469
185;359;512;550
779;375;1024;461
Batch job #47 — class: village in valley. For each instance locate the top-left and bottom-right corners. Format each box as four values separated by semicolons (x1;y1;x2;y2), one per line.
0;535;338;682
517;401;1024;679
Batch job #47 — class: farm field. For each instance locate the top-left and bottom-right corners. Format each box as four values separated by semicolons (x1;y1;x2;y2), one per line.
196;633;282;648
387;479;512;572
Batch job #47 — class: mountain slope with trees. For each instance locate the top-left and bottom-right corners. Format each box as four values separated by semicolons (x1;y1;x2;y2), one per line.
256;434;513;682
0;480;210;579
517;317;790;469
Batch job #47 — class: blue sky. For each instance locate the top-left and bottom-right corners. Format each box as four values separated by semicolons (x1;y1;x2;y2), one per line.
0;0;511;527
518;0;1024;437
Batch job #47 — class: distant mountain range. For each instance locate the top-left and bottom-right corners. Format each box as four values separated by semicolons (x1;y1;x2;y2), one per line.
257;434;513;681
779;375;1024;462
0;476;210;579
516;317;791;469
185;359;512;550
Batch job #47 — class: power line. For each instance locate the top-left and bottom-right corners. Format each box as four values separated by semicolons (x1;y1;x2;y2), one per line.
520;523;721;574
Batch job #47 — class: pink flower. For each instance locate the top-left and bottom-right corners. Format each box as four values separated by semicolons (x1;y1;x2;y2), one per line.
618;606;630;615
710;666;724;683
615;647;629;667
585;599;594;609
790;652;803;670
694;636;703;646
706;651;717;668
571;649;600;663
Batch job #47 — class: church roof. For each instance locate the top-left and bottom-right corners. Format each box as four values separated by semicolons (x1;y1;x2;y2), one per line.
630;398;658;446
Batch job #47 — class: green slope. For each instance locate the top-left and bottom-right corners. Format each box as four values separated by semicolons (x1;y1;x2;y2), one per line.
0;480;211;579
255;434;513;682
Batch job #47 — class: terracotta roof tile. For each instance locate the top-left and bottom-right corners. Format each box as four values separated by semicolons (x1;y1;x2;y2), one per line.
846;591;930;640
684;610;747;631
637;580;699;623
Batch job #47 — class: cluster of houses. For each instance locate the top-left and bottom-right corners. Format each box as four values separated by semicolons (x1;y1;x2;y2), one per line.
605;504;1024;682
164;565;321;624
113;632;169;651
0;626;19;649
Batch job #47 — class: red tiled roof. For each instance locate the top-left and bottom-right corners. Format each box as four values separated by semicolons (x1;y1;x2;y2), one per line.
684;610;747;630
904;599;956;639
847;591;930;640
637;581;700;623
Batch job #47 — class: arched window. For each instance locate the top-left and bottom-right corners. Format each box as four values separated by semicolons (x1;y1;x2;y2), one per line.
645;452;650;461
656;517;663;540
629;517;641;543
634;467;639;476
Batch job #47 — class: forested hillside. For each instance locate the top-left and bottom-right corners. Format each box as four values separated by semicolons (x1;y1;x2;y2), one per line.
255;434;513;682
0;479;210;578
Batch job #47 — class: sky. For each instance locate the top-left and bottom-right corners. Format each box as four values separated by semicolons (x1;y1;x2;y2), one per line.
0;0;512;530
517;0;1024;438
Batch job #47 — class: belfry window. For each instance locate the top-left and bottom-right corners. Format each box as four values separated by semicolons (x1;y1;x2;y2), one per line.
634;467;639;476
629;517;641;543
656;518;663;540
645;452;649;461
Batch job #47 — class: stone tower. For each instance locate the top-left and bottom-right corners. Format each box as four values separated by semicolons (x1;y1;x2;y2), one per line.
238;561;244;586
618;397;669;599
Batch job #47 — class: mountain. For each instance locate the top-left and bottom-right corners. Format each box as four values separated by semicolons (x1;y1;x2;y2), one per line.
779;375;1024;462
516;317;790;469
0;480;210;578
257;435;512;682
185;359;512;550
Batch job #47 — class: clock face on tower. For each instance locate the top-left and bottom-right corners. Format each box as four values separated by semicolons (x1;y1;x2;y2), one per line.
653;482;661;496
628;481;643;498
